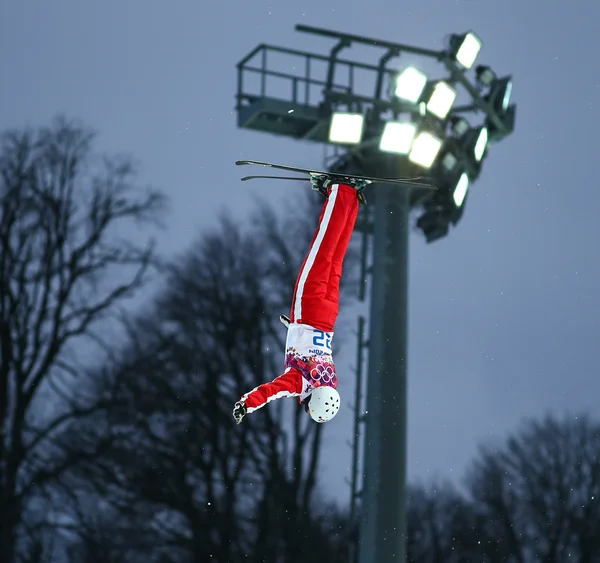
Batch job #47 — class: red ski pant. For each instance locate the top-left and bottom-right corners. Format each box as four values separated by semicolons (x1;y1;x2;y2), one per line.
289;183;359;332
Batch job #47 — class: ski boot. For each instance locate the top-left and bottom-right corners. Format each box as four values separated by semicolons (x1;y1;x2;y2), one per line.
350;178;369;205
233;401;247;425
310;174;331;199
310;174;368;204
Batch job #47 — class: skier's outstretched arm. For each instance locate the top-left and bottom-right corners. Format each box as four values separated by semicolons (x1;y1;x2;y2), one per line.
234;367;302;423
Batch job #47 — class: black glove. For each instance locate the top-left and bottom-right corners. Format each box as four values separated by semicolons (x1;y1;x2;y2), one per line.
233;401;247;425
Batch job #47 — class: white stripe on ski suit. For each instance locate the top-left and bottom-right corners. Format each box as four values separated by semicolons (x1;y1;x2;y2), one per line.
241;368;298;413
293;184;339;322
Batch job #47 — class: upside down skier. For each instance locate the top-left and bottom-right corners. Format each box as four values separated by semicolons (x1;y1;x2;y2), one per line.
233;175;367;425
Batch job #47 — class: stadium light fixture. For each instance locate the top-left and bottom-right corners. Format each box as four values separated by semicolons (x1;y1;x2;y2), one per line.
417;209;450;243
488;76;513;113
475;65;496;87
394;66;428;103
453;172;469;207
379;122;416;154
449;31;482;69
450;116;470;137
501;80;513;111
426;81;457;120
486;104;516;143
328;112;365;144
442;152;458;172
473;126;488;162
408;131;443;168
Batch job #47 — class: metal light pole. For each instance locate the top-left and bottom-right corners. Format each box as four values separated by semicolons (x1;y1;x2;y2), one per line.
235;25;516;563
359;179;410;563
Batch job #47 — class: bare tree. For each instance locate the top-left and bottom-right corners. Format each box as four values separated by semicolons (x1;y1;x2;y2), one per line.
49;189;360;562
466;413;600;563
0;117;166;562
404;481;492;563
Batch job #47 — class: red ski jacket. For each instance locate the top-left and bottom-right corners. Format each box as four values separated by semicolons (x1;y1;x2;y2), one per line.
242;322;338;413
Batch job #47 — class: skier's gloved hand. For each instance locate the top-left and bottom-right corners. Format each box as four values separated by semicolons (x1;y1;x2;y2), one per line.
233;401;247;425
279;314;290;328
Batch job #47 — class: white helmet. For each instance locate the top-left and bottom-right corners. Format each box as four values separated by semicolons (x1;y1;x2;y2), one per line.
308;387;341;423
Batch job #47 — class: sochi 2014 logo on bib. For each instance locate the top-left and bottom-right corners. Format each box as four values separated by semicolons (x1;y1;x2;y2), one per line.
309;361;337;387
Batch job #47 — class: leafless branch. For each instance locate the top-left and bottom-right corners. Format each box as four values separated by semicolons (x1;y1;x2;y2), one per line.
0;116;166;562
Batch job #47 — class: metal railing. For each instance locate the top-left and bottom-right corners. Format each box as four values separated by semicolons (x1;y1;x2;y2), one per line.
236;43;398;111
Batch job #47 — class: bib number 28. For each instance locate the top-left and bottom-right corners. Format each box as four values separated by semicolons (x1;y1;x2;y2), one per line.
312;330;332;350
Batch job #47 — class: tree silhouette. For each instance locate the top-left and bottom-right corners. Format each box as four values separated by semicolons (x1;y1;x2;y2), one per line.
405;481;490;563
0;117;166;562
50;192;359;562
467;413;600;563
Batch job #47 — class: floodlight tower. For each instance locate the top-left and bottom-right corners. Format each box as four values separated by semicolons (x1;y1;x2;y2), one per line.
235;25;516;563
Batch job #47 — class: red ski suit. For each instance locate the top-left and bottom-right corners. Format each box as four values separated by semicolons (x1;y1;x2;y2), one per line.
241;183;359;413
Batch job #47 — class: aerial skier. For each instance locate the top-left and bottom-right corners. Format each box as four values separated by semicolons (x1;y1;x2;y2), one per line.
233;175;368;425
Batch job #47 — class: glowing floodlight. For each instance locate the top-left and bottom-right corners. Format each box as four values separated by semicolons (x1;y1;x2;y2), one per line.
450;31;482;69
501;80;513;111
408;131;443;169
394;67;427;103
426;81;457;119
453;172;469;207
379;122;417;154
328;113;364;144
474;127;488;162
485;76;513;114
495;77;513;112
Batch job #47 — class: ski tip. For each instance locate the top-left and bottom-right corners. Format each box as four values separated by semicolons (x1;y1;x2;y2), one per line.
236;160;270;167
401;178;437;189
240;175;309;182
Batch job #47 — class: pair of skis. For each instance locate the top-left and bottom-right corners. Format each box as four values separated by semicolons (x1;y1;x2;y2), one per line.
236;160;436;190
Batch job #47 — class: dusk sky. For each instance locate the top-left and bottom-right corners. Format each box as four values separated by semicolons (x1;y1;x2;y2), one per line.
2;1;600;504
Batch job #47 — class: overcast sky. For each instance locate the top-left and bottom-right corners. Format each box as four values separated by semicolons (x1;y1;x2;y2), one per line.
2;0;600;504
